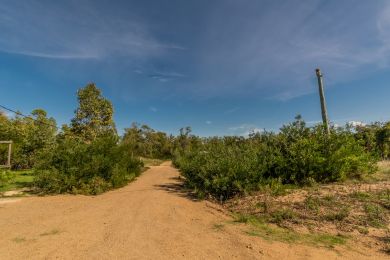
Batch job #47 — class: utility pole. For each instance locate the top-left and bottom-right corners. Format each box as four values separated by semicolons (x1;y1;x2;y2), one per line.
315;68;330;136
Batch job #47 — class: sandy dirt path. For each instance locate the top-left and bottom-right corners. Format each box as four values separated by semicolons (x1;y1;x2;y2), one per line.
0;162;384;259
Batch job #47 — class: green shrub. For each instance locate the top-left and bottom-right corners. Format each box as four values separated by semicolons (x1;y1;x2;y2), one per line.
34;134;143;195
0;169;15;187
174;116;378;200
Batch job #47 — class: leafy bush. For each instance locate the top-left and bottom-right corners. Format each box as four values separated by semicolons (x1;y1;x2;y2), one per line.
0;109;57;169
33;83;144;195
174;116;378;200
34;134;143;195
0;169;15;187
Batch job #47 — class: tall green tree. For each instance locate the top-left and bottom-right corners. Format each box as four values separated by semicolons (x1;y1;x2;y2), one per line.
70;83;116;141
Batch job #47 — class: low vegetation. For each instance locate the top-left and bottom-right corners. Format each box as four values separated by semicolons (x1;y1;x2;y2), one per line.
0;169;34;194
174;116;378;200
171;117;389;252
226;165;390;253
232;213;348;248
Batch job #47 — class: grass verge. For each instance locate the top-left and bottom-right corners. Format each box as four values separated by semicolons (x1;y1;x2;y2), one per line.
0;170;34;193
233;213;347;248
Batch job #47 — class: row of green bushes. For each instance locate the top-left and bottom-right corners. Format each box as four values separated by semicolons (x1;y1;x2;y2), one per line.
173;116;378;200
1;83;144;195
355;122;390;159
34;134;143;195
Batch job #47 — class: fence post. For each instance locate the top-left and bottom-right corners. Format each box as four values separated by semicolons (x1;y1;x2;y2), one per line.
7;141;12;168
0;141;12;168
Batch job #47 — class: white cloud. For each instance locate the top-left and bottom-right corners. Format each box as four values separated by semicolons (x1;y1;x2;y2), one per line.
205;120;212;125
148;71;185;82
149;106;157;112
0;110;12;118
348;121;366;127
229;124;262;136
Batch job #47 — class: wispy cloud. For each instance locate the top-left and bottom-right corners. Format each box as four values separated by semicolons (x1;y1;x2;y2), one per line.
228;124;262;136
205;120;212;125
225;107;239;114
148;71;185;82
1;0;389;103
0;1;184;60
180;0;390;100
149;106;158;112
133;69;143;74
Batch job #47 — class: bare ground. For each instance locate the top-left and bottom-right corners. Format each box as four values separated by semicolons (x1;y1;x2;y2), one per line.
0;162;387;259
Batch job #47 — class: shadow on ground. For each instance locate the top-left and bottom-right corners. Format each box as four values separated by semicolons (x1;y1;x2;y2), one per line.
154;176;200;202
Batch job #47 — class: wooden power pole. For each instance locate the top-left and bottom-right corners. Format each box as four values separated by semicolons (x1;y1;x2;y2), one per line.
315;68;330;135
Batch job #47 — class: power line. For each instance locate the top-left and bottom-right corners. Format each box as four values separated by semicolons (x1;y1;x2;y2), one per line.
0;104;57;128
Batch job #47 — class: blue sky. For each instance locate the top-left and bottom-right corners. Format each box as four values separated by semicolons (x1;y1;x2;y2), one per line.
0;0;389;136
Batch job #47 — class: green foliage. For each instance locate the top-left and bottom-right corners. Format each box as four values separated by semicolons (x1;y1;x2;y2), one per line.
355;122;390;159
0;109;57;169
34;133;143;195
122;123;173;159
70;83;116;142
0;169;15;187
33;83;142;195
174;116;378;200
0;170;33;193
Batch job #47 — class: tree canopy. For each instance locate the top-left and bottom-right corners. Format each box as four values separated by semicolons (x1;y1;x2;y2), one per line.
70;83;116;142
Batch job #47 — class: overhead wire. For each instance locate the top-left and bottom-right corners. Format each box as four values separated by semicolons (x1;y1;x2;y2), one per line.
0;104;58;128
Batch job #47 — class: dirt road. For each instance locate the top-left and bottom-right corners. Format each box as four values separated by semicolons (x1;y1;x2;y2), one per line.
0;162;383;259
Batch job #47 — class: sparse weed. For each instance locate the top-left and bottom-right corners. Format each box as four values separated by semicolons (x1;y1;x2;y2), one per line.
357;226;369;235
350;191;371;201
212;223;224;231
12;237;26;243
39;229;61;236
305;196;320;212
364;203;386;228
241;214;347;248
323;207;350;222
270;209;297;225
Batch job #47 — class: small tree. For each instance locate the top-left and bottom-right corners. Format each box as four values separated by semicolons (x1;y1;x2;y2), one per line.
70;83;116;142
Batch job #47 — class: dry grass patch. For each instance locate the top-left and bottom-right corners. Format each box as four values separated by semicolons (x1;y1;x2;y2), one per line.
225;162;390;254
